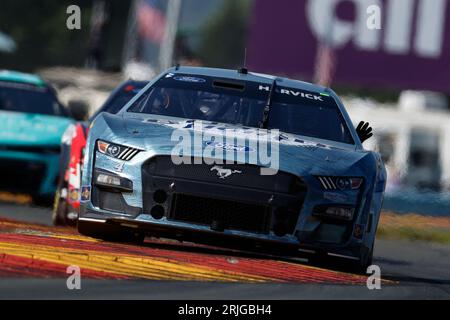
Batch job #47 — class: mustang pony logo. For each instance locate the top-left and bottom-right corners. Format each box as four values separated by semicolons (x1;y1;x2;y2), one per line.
210;165;242;179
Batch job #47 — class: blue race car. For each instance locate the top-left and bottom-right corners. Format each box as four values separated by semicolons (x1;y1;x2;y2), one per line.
78;67;386;271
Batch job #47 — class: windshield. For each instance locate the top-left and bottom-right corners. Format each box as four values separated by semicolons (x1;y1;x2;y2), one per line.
127;74;354;144
0;81;66;116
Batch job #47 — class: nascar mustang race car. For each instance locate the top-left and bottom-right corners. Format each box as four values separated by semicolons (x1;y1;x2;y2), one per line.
0;70;76;204
53;80;148;226
78;66;386;271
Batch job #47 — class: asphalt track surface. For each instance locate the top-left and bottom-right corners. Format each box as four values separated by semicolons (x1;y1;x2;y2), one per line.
0;201;449;299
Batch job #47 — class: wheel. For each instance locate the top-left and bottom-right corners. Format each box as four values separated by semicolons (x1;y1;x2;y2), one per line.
52;189;68;226
77;219;145;244
349;244;374;274
334;245;374;274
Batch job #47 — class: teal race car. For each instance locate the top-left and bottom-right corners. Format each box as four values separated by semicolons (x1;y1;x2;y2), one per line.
0;70;78;203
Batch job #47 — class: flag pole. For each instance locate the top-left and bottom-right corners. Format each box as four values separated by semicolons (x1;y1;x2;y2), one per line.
122;0;138;69
313;17;336;87
159;0;182;72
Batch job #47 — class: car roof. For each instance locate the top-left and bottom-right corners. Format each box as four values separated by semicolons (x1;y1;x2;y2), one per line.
158;66;360;149
166;66;330;95
0;70;46;87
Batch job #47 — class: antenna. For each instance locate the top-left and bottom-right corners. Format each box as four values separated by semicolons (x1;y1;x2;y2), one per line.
238;48;248;74
244;47;247;68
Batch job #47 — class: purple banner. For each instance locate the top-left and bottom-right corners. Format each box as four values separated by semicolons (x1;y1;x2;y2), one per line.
248;0;450;92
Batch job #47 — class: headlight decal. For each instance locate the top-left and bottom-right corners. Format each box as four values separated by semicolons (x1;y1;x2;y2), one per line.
96;140;141;161
118;147;140;161
316;176;363;190
318;176;336;190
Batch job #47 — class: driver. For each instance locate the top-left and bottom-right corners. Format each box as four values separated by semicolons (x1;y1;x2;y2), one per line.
150;88;171;113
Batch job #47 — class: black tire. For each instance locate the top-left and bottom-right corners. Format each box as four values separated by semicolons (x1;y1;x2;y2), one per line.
335;245;374;274
52;189;68;226
349;244;374;274
77;219;145;244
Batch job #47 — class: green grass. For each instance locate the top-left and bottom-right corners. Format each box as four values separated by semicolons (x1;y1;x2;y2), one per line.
377;226;450;244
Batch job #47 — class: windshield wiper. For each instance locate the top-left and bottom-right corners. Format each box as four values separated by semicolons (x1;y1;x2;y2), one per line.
260;79;276;129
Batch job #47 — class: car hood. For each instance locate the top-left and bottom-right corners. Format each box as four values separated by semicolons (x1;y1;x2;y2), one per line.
0;111;73;146
106;113;370;176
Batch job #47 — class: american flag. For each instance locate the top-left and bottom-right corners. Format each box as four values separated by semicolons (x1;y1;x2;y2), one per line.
313;42;336;87
136;0;167;44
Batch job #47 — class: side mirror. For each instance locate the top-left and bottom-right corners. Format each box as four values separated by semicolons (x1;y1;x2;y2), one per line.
356;121;373;143
68;99;89;121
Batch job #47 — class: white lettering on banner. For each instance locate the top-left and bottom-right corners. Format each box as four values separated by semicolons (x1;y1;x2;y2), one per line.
414;0;447;58
259;86;323;101
306;0;447;58
384;0;414;54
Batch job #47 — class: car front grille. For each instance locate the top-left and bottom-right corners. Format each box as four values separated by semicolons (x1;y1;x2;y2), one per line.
142;156;307;236
169;194;271;233
143;156;306;194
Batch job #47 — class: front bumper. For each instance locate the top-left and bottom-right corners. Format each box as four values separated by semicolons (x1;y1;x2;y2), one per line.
0;150;60;196
81;153;368;261
79;210;362;260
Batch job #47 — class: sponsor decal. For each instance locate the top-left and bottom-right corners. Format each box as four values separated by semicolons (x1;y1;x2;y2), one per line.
169;120;280;175
107;145;121;157
353;224;364;239
80;186;91;201
114;162;125;173
210;165;242;179
258;85;324;101
69;188;79;202
173;76;206;83
147;118;332;150
204;141;254;152
323;192;348;202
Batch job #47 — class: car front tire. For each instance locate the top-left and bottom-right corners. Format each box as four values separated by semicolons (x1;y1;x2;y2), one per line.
52;189;68;226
